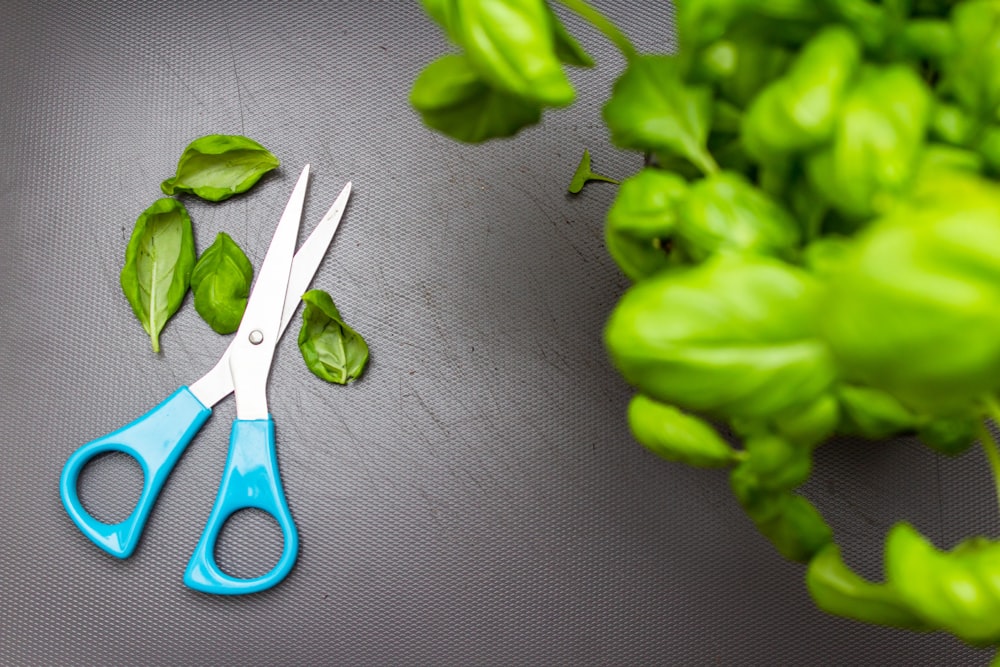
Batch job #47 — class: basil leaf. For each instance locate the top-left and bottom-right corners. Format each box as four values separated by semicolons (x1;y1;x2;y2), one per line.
191;232;254;335
455;0;575;107
602;55;718;175
605;167;689;281
942;1;1000;121
548;6;594;68
120;198;196;353
820;174;1000;412
741;26;861;163
410;54;542;143
628;394;740;468
421;0;461;42
807;544;931;631
604;255;837;420
161;134;279;202
567;149;618;194
805;64;932;219
298;289;369;385
676;171;801;263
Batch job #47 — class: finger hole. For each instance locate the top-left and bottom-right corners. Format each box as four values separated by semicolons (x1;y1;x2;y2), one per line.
77;452;145;524
214;508;284;580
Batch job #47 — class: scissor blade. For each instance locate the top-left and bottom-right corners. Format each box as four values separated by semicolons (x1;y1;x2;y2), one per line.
278;181;352;338
229;164;310;419
188;176;351;411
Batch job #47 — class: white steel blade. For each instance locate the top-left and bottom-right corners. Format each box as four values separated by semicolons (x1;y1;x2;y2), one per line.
278;181;352;336
188;175;352;410
229;164;310;419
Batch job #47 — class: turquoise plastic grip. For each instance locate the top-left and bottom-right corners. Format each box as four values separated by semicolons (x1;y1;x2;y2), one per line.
183;417;299;595
59;387;211;558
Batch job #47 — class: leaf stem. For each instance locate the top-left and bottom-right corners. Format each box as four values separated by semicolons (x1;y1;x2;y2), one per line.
555;0;638;61
977;396;1000;517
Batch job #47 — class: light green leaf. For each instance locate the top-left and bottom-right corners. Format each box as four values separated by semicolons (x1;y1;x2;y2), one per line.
602;55;718;175
410;54;542;143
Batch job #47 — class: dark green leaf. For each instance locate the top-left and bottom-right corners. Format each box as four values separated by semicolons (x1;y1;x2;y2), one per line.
120;198;196;353
410;54;542;143
298;289;369;385
835;384;919;439
917;416;977;456
191;232;253;335
567;149;618;193
548;6;594;68
602;55;718;175
161;135;279;202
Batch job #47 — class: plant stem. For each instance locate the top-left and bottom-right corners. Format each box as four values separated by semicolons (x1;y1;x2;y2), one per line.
978;422;1000;515
556;0;638;61
977;398;1000;517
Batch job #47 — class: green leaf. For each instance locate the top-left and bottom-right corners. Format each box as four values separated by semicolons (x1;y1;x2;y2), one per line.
741;26;861;163
410;54;542;143
545;2;595;67
605;168;689;281
675;171;801;263
820;176;1000;412
161;135;280;202
917;416;977;456
741;433;812;491
627;394;740;467
730;465;833;562
886;523;1000;645
550;13;594;68
677;0;822;50
567;149;618;193
835;384;919;439
455;0;575;107
120;198;196;353
769;393;840;448
298;289;369;385
942;1;1000;120
190;232;254;335
604;255;837;419
806;543;931;631
602;55;718;175
805;64;932;219
422;0;461;42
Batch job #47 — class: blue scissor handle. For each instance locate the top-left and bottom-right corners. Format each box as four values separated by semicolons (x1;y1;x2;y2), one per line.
183;417;299;595
59;387;212;559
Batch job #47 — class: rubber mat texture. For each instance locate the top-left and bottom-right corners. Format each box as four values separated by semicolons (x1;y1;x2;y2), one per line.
0;1;994;665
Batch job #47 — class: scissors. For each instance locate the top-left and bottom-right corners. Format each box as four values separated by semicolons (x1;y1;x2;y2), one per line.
59;165;351;595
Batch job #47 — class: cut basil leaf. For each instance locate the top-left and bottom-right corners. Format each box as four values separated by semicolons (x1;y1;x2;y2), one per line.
161;134;279;202
191;232;253;335
120;198;196;353
298;289;369;385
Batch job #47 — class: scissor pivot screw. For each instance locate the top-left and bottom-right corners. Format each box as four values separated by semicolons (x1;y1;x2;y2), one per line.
249;330;264;345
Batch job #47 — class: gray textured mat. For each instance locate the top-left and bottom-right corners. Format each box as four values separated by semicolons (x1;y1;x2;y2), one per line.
0;1;992;664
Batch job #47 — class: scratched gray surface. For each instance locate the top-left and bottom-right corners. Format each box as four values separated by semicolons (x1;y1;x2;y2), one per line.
0;1;993;665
